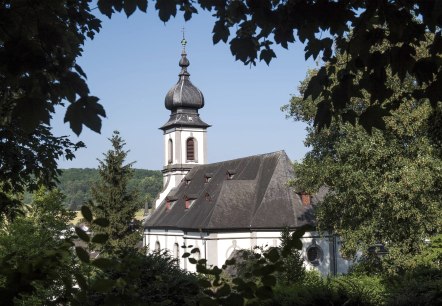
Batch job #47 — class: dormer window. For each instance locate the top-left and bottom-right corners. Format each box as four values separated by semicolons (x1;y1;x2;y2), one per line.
184;178;191;185
205;192;211;202
166;196;177;210
204;173;213;183
184;195;197;209
301;192;311;206
226;170;236;180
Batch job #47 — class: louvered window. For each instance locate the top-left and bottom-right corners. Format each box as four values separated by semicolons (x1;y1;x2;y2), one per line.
187;138;195;161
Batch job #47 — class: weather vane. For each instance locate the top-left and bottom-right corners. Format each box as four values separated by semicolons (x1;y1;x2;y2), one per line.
181;27;187;50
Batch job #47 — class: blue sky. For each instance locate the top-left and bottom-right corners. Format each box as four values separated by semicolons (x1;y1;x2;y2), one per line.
53;8;316;170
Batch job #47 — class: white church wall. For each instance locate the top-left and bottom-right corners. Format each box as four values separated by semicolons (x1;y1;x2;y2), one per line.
144;229;351;275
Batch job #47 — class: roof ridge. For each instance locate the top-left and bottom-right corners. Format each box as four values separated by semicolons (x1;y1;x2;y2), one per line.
197;150;287;168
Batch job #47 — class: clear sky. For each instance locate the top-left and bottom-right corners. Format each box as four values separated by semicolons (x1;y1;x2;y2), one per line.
53;8;316;170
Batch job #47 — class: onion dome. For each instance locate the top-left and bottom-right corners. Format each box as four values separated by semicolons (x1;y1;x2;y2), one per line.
164;46;204;111
160;38;210;131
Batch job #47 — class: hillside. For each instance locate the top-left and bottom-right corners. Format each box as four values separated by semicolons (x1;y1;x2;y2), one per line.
28;168;163;210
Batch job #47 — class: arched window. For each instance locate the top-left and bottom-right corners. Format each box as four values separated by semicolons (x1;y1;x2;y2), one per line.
186;138;195;161
155;241;160;251
168;139;173;164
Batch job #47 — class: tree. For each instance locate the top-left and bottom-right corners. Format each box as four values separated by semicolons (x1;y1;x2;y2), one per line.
91;131;141;255
283;52;442;271
0;187;78;305
277;227;305;284
0;0;104;218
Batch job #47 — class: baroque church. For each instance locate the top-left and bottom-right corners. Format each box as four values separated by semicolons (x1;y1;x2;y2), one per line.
143;40;350;275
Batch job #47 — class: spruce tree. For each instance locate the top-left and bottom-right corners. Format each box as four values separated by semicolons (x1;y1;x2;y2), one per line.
91;131;141;254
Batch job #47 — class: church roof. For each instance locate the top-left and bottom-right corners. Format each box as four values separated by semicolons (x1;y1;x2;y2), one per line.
144;151;323;231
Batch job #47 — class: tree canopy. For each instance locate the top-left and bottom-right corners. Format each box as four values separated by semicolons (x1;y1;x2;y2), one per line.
283;50;442;271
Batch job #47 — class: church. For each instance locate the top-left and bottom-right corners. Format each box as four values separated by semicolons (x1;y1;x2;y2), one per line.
143;40;350;275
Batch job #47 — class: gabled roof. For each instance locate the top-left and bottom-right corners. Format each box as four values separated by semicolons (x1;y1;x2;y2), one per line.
144;151;320;231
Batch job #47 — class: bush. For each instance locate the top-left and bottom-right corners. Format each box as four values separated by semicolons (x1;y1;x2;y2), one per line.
387;266;442;306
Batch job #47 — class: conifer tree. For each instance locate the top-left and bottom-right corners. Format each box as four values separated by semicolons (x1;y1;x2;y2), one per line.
91;131;141;254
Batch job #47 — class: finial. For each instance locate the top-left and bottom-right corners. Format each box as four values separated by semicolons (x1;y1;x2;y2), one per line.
181;27;187;51
179;27;190;74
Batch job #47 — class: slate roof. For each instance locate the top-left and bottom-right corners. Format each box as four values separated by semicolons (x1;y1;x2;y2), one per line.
144;151;322;231
160;109;210;130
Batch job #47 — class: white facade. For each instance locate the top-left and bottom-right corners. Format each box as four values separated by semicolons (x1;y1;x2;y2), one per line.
154;126;208;209
144;229;351;275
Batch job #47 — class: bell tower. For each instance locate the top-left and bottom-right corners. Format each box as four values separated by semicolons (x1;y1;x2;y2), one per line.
154;37;210;208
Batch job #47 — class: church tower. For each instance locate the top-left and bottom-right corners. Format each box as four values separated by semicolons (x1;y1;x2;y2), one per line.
154;38;210;208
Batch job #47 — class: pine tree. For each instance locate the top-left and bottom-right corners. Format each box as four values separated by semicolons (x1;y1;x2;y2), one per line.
91;131;141;254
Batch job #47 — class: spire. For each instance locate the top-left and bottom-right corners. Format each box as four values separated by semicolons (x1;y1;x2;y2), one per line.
179;27;189;77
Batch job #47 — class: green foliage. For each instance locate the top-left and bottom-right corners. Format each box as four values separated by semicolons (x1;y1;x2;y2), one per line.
284;48;442;271
0;187;78;305
27;168;162;211
387;266;442;306
0;0;104;215
91;131;142;255
277;227;305;285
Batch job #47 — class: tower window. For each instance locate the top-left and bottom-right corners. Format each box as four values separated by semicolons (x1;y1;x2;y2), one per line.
186;138;195;161
168;139;173;164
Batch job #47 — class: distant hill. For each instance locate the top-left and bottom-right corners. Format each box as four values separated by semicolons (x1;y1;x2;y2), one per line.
26;168;163;210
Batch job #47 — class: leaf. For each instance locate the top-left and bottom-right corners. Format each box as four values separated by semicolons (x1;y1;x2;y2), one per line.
213;20;230;44
265;247;280;263
188;258;197;264
12;97;51;133
224;293;244;305
81;205;93;222
91;233;109;244
198;297;218;306
359;105;390;133
137;0;147;12
255;285;273;299
92;257;114;269
93;218;110;227
64;96;106;136
91;278;114;292
215;283;231;297
230;37;258;63
261;274;276;287
124;0;137;17
75;226;90;242
74;64;87;79
74;272;88;290
259;48;276;65
182;252;190;258
98;0;114;18
155;0;177;22
314;100;332;130
198;278;212;288
75;247;90;263
190;247;200;254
